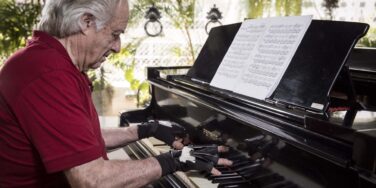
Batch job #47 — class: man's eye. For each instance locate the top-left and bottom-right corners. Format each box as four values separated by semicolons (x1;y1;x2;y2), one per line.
112;33;120;39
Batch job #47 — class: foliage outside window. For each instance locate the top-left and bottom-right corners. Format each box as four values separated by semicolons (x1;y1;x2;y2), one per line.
0;0;41;65
322;0;339;20
130;0;197;64
106;38;151;107
246;0;302;19
357;27;376;48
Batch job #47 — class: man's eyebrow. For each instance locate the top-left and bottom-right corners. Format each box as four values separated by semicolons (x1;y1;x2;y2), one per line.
113;29;125;33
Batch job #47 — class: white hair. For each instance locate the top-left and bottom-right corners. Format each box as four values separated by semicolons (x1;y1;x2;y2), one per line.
36;0;121;38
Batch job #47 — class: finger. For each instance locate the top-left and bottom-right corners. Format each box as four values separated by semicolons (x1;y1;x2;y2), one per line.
262;158;273;167
217;158;233;166
210;167;222;176
218;145;229;153
181;135;191;145
174;137;183;142
172;140;184;149
251;152;263;161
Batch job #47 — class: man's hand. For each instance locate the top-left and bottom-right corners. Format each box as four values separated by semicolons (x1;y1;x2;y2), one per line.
137;120;187;149
155;145;233;176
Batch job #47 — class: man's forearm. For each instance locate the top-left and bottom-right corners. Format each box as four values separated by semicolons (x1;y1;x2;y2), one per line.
101;126;139;149
65;157;161;188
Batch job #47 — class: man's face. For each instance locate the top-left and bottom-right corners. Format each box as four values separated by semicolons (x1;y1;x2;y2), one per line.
81;1;129;71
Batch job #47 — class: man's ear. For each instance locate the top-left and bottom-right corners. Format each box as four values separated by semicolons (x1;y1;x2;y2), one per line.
80;13;96;34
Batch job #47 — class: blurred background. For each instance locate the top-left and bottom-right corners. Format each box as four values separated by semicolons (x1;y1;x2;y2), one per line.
1;0;376;120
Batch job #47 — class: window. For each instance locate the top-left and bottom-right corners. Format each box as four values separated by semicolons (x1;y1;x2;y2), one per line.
303;2;314;7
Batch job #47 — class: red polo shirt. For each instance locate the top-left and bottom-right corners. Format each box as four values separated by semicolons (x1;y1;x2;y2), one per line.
0;31;108;187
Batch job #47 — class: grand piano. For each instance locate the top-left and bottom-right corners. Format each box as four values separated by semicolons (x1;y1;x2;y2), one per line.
119;20;376;188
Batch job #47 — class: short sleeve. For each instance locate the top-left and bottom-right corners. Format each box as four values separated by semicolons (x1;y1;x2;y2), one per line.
13;70;103;173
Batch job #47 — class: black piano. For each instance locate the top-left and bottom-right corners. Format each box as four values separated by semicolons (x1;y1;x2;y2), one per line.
119;20;376;188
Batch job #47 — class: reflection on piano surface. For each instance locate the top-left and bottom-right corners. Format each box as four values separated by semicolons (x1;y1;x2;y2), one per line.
119;20;376;188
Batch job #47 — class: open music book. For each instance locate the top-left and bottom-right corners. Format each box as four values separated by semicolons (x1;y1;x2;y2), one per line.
210;15;312;100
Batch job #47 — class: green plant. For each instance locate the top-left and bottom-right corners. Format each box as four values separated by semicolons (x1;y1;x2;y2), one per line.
275;0;302;16
162;0;196;64
123;60;151;107
107;37;151;107
0;0;41;60
130;0;197;64
357;27;376;48
88;67;113;94
322;0;338;20
247;0;272;19
87;66;115;115
246;0;302;19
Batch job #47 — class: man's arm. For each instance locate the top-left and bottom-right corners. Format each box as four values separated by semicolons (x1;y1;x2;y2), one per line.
101;122;186;150
65;146;233;187
101;126;139;150
65;157;161;188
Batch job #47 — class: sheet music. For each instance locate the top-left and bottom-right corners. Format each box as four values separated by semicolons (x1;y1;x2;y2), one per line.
210;15;312;100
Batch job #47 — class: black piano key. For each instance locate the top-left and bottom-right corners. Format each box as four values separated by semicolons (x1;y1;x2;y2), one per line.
212;176;244;184
223;184;254;188
234;163;261;172
215;166;231;170
262;180;294;188
215;161;251;169
238;168;265;178
218;182;252;188
207;172;239;180
242;168;271;179
217;179;250;186
251;174;285;187
247;171;276;181
231;160;255;169
213;174;243;180
206;169;238;180
210;172;238;177
282;183;299;188
216;168;237;173
212;172;240;180
227;154;247;161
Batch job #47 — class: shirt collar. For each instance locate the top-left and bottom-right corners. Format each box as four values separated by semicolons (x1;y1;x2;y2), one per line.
29;31;93;90
28;31;72;63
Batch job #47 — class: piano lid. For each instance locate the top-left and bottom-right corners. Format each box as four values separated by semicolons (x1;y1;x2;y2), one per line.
272;20;369;112
187;20;369;114
187;23;241;83
347;48;376;73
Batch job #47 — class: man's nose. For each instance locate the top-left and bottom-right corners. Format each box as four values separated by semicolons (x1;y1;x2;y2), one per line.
111;39;121;53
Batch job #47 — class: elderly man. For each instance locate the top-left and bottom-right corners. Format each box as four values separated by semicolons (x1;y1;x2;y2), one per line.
0;0;232;187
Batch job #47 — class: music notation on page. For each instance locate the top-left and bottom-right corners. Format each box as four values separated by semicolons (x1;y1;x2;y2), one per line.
210;15;312;100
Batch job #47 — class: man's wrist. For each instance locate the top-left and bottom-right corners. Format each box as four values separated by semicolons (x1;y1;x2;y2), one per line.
137;122;157;140
155;152;179;176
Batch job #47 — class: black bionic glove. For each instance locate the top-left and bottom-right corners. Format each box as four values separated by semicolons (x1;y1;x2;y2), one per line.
155;145;220;176
137;120;186;146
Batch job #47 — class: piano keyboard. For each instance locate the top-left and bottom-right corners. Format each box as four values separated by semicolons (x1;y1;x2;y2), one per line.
112;136;321;188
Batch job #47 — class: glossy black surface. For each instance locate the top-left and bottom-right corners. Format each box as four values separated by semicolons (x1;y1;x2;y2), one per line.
273;21;369;112
120;64;376;187
186;20;369;114
120;20;376;188
146;70;376;187
187;23;241;83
